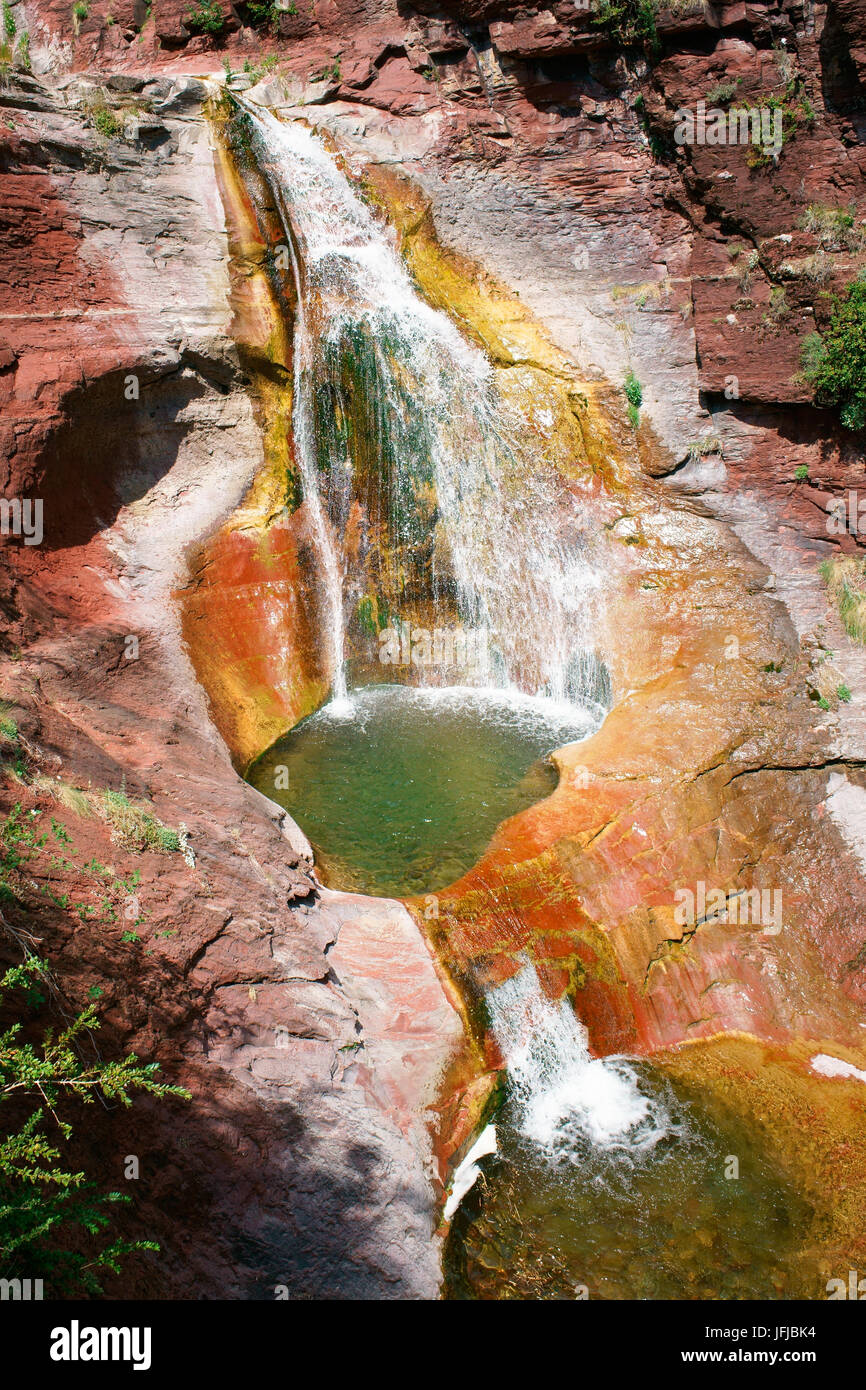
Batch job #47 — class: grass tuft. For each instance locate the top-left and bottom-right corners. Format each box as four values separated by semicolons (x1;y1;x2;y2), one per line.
819;556;866;643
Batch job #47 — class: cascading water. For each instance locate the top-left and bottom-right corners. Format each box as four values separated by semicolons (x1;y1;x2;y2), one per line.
486;962;668;1154
233;104;821;1303
243;104;606;708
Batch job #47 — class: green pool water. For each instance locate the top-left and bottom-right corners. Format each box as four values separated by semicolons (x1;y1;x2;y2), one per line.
248;684;598;898
443;1068;817;1301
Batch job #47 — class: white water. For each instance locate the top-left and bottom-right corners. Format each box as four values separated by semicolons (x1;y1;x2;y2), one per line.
243;105;606;709
488;964;668;1155
443;1124;498;1222
241;108;632;1157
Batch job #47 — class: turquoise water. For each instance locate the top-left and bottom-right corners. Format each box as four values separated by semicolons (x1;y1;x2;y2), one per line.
248;684;597;897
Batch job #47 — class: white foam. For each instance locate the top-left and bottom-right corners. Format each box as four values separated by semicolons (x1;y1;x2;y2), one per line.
242;106;608;710
488;962;668;1156
443;1124;498;1221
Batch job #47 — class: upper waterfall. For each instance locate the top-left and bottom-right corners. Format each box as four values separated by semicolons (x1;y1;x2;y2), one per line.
245;105;607;710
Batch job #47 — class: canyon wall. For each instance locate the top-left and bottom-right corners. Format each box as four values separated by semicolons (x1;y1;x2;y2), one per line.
1;0;865;1293
0;66;463;1297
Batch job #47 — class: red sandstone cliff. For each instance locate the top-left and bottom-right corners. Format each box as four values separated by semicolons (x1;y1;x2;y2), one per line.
1;0;866;1296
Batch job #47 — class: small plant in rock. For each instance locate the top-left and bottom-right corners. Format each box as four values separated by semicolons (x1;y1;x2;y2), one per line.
687;434;722;461
97;790;181;854
244;0;291;27
794;463;810;482
72;0;89;30
819;556;866;643
0;703;18;748
184;0;225;35
838;684;853;703
706;80;738;106
623;369;642;430
799;204;865;254
2;2;15;39
89;102;123;138
801;279;866;430
624;369;642;407
763;285;790;328
243;53;279;83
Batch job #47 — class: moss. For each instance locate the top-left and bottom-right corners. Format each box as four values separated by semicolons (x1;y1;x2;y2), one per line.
357;593;391;637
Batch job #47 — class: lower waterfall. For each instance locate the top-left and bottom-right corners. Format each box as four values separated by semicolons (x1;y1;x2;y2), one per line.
487;963;668;1153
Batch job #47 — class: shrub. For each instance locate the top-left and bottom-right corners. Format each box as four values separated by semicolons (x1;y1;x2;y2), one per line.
801;279;866;430
184;0;225;34
72;0;89;19
244;0;294;25
592;0;659;54
706;80;738;106
838;684;852;703
90;102;122;138
0;955;188;1295
2;2;14;39
624;368;643;409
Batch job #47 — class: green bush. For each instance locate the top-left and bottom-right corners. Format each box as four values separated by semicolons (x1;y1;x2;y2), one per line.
90;103;122;138
592;0;659;54
624;369;643;409
801;279;866;430
0;955;189;1294
184;0;225;34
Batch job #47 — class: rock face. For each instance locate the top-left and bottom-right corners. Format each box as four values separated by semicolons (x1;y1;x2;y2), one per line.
1;0;865;1297
0;70;463;1298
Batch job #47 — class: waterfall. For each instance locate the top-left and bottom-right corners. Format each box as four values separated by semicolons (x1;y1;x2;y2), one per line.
243;105;607;710
487;963;668;1154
